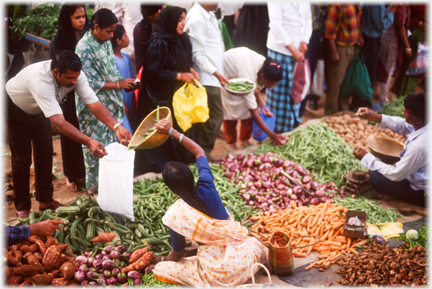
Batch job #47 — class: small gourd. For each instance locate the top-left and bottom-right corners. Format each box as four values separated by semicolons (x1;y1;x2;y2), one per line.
406;229;418;240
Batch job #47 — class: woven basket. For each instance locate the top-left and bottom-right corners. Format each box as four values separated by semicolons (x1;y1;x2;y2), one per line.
268;231;294;276
236;263;273;288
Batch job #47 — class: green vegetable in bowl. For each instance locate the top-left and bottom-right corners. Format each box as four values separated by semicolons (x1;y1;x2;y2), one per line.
226;81;254;92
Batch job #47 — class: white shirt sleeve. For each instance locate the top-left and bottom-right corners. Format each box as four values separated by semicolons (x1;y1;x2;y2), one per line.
302;5;313;44
380;115;414;135
186;18;217;75
267;3;292;47
74;72;100;105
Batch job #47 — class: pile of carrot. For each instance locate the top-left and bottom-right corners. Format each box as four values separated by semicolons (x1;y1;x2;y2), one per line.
249;200;369;270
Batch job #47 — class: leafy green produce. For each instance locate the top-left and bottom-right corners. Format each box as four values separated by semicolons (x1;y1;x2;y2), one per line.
397;223;428;249
256;122;366;186
86;8;94;20
11;4;61;42
334;195;403;224
226;80;254;92
378;95;406;118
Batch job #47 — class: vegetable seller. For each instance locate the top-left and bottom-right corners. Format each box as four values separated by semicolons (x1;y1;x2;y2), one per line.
5;220;66;247
221;47;288;149
5;50;132;219
353;93;427;207
151;119;269;287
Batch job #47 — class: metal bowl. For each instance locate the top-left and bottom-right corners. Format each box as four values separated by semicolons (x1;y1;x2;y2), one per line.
128;106;173;150
367;135;404;164
224;77;256;96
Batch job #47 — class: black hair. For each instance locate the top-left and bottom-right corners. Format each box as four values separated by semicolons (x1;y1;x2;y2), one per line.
162;161;210;216
110;24;125;49
257;57;283;83
50;3;89;58
141;4;163;18
404;92;426;122
51;50;82;75
91;8;117;30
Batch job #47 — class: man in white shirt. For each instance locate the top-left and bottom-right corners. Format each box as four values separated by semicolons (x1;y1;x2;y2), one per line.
353;93;427;207
185;2;229;160
6;51;132;218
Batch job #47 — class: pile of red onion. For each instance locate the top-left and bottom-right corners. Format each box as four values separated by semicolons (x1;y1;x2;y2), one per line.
218;152;349;213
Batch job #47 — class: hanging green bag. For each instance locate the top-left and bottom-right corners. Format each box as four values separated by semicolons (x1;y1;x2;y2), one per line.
339;48;372;102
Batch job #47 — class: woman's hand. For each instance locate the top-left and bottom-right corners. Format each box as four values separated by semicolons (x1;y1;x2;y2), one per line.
190;69;200;81
151;255;163;264
178;72;195;83
269;132;288;147
119;79;135;90
292;49;305;62
155;119;171;134
353;147;367;160
114;125;132;146
261;106;274;117
405;47;413;56
299;41;308;54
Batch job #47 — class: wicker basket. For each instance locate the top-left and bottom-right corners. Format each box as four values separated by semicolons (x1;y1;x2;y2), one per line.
236;263;273;288
268;231;294;276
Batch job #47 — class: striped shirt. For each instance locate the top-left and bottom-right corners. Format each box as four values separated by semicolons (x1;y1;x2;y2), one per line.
6;225;31;246
325;4;361;46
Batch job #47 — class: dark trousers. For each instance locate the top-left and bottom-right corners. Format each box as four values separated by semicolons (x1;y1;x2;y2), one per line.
195;86;223;158
59;91;85;183
362;34;381;89
223;15;235;39
369;171;426;207
7;95;54;211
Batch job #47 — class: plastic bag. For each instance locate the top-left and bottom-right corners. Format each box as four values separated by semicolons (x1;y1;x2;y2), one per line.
291;59;311;104
252;105;276;142
339;49;372;101
310;59;325;98
407;41;428;75
98;142;135;221
172;79;209;132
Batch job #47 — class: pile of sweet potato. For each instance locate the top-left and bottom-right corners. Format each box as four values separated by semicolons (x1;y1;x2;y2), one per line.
5;235;76;286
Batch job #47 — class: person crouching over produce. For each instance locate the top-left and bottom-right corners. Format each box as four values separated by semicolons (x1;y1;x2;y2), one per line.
221;47;288;149
6;220;66;246
353;93;427;207
151;119;269;287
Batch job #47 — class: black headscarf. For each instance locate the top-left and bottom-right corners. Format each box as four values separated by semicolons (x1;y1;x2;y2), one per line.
50;3;89;57
151;6;192;72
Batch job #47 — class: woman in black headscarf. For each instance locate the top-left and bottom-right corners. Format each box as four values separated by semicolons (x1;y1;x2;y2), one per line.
49;3;89;192
134;6;200;175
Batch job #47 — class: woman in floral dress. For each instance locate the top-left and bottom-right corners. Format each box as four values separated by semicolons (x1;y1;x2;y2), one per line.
75;8;135;195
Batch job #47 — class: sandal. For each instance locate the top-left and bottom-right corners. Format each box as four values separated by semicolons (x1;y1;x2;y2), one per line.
66;179;78;192
86;188;98;197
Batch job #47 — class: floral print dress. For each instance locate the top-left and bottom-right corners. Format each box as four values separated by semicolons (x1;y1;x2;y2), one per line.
75;30;124;191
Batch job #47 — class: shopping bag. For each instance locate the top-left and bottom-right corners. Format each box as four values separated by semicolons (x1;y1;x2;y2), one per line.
407;41;428;75
172;79;209;132
310;59;325;97
339;49;372;101
98;142;135;221
252;105;276;142
291;59;311;104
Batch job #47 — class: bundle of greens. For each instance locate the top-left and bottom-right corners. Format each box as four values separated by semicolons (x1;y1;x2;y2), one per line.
378;96;406;118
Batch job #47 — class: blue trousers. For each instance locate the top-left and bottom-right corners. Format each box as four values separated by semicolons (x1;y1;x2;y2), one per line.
369;171;426;207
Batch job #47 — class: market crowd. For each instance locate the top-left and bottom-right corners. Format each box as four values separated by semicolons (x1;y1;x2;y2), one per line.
4;2;428;287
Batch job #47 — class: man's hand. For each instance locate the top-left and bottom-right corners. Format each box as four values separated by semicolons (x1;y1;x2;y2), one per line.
191;69;200;81
357;32;364;47
353;147;367;160
269;132;288;147
299;41;308;54
151;255;164;264
330;50;340;64
28;220;66;236
214;71;229;86
115;125;132;146
155;119;171;134
87;139;107;158
356;107;382;123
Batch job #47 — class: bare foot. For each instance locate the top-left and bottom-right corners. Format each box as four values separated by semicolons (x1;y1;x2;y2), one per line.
66;179;78;192
239;141;252;148
228;144;237;150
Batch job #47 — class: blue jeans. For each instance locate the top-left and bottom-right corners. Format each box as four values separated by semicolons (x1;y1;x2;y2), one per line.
369;171;426;207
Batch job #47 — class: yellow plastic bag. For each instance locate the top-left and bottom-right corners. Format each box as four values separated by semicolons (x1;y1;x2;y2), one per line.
172;79;209;132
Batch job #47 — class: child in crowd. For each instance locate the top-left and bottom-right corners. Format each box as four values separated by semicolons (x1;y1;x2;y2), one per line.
111;24;135;133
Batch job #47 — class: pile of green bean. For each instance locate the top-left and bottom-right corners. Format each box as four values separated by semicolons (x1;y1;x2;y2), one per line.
334;195;403;223
378;95;406;118
226;80;254;92
256;122;366;186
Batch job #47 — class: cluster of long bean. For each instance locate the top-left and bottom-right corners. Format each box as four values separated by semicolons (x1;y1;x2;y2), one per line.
256;123;366;186
334;195;403;224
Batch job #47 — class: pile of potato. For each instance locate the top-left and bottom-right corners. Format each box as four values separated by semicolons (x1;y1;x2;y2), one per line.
5;235;76;286
322;114;407;150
